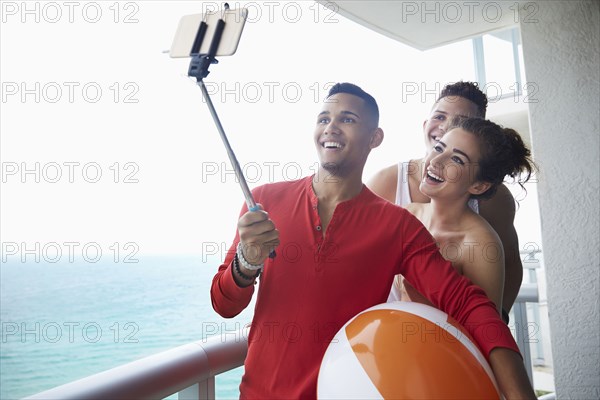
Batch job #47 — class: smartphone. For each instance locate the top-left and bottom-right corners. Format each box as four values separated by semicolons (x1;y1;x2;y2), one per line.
170;8;248;58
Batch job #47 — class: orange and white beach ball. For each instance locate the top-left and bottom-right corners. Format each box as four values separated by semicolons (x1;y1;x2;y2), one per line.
317;302;501;399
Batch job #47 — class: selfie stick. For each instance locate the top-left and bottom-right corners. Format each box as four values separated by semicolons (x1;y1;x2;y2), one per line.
187;6;259;212
187;5;275;258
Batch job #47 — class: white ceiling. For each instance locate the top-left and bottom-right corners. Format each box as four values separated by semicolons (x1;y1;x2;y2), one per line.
318;1;520;50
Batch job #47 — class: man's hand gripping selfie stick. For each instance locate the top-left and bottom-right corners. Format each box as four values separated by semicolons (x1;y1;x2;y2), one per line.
185;5;275;258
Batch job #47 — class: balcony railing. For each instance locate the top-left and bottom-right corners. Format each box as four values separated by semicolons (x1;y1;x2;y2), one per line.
24;328;249;400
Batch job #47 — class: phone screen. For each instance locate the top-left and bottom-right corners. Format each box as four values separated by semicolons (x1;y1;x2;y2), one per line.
170;8;248;58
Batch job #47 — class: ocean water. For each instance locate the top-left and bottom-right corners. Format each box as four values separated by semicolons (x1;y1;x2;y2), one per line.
0;256;253;399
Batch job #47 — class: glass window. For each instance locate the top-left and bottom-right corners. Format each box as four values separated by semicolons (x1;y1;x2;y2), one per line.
473;27;524;101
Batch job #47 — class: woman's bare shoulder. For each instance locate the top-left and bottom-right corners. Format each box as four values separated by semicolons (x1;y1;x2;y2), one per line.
367;163;398;203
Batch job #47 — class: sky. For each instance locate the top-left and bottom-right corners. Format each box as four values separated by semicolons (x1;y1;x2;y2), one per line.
0;1;541;259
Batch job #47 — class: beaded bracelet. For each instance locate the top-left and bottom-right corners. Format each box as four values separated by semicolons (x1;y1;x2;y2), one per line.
234;253;260;281
236;242;264;271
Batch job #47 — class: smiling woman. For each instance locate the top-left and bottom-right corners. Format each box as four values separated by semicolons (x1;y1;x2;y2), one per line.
392;117;536;316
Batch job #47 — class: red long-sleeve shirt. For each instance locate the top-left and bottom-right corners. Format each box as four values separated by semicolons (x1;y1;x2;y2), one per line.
211;176;519;399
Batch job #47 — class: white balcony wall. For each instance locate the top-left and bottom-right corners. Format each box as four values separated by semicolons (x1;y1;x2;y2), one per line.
518;2;599;398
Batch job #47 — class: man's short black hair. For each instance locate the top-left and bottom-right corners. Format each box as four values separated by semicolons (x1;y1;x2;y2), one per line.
327;83;379;126
437;81;488;118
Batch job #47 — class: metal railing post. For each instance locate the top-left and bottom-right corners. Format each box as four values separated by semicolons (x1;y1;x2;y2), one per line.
178;378;215;400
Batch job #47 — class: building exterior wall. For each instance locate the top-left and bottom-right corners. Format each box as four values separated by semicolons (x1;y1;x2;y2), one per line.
519;1;599;397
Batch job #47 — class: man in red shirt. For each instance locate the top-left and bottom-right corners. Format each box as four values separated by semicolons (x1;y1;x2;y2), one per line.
211;83;535;399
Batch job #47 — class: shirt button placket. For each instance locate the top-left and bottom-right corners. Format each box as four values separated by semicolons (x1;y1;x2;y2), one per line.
315;225;323;272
